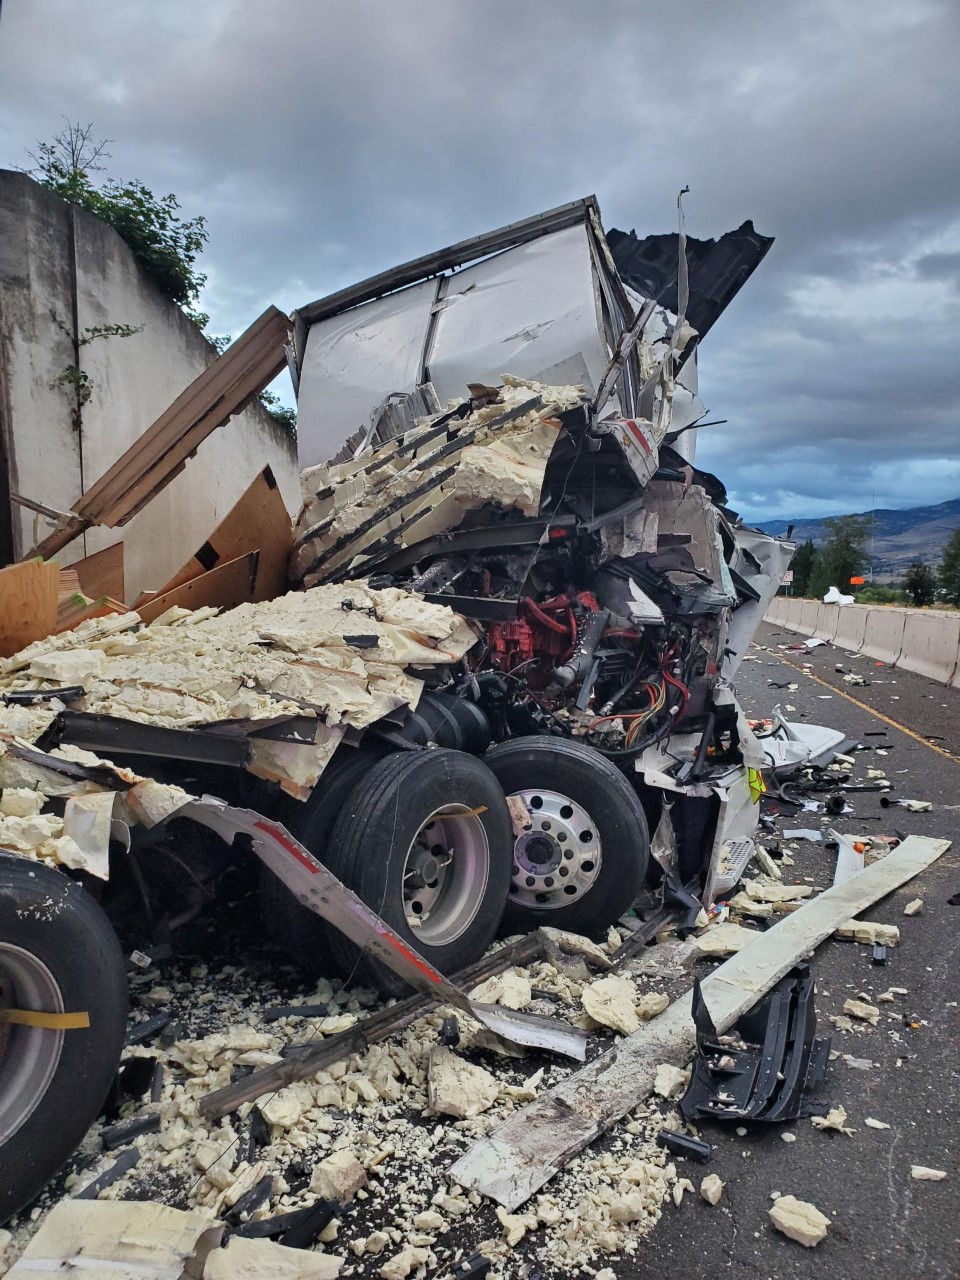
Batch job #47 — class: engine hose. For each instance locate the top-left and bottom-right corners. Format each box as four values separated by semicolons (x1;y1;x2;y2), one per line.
522;597;571;634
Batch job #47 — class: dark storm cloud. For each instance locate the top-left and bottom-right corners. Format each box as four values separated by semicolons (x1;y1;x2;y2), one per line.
1;0;958;520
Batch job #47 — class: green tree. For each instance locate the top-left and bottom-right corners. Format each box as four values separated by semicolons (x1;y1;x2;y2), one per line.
939;528;960;605
807;515;870;597
789;539;816;595
28;119;207;306
902;560;937;607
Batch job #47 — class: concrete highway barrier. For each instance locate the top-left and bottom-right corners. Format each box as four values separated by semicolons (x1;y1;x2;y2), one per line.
764;599;960;687
896;612;960;684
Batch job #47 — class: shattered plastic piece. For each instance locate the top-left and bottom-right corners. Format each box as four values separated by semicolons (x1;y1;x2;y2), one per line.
903;898;924;916
656;1129;711;1162
768;1194;830;1246
911;1166;947;1181
700;1173;724;1204
843;998;880;1025
428;1044;499;1118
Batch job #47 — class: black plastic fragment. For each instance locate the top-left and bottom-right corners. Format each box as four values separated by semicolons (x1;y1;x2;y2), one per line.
656;1129;712;1163
872;944;888;965
226;1174;274;1224
279;1198;341;1249
452;1255;492;1278
158;1020;186;1047
125;1013;171;1046
74;1147;141;1198
3;686;86;705
680;962;831;1124
825;792;846;815
102;1055;158;1117
662;874;703;939
262;1003;330;1022
101;1111;161;1148
343;634;379;648
440;1015;461;1047
150;1061;165;1102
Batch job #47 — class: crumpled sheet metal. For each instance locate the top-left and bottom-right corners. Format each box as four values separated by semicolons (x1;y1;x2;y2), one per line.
291;377;586;587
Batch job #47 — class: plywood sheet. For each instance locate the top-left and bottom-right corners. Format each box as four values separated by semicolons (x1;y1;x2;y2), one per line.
137;551;260;625
156;466;291;603
72;542;125;603
0;558;59;657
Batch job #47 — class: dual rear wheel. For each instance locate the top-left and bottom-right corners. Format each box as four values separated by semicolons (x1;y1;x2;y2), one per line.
262;738;650;992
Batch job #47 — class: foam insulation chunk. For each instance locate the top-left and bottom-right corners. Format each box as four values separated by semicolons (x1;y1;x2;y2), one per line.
582;975;642;1034
811;1106;856;1136
6;1199;220;1278
843;998;880;1025
0;787;44;817
427;1045;499;1118
309;1149;368;1203
911;1165;947;1181
835;920;900;946
700;1174;724;1205
204;1236;344;1278
768;1195;831;1247
654;1064;691;1099
379;1247;432;1280
692;922;760;957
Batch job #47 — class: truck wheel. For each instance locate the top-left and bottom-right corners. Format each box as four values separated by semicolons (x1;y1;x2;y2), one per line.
325;749;513;996
0;854;127;1224
485;737;649;936
259;747;387;975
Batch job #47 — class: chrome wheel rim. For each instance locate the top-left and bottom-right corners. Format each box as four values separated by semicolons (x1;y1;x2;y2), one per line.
0;943;65;1146
507;788;602;909
402;805;490;945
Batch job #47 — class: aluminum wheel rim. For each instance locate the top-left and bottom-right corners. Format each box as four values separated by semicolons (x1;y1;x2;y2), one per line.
401;804;490;946
507;788;602;909
0;943;65;1147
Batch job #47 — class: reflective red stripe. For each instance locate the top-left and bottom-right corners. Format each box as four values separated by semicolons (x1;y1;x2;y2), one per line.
381;933;443;982
254;820;320;874
624;419;651;453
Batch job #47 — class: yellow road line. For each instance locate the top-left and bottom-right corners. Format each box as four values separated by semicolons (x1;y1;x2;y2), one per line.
772;656;960;763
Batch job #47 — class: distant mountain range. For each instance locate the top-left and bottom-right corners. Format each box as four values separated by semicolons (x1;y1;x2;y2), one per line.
755;498;960;578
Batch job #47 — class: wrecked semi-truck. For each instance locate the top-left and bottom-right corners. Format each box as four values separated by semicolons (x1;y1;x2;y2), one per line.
0;196;801;1219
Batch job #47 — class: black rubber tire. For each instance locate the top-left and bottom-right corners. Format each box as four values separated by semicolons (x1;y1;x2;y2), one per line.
259;746;388;976
485;736;649;936
325;749;513;996
0;854;127;1224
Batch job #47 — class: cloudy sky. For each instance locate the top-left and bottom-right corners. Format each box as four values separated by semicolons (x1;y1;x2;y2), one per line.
2;0;958;523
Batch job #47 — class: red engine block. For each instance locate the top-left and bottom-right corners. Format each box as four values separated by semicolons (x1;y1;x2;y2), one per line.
485;592;602;676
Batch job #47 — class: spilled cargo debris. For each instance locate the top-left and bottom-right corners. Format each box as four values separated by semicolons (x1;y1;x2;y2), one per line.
0;190;955;1279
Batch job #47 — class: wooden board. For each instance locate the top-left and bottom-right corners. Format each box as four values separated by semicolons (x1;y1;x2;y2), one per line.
136;551;260;625
0;559;59;658
29;307;289;560
156;467;292;604
72;543;125;604
450;834;951;1209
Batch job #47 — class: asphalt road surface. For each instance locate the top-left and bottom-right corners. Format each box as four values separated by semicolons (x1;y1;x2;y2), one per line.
628;623;960;1280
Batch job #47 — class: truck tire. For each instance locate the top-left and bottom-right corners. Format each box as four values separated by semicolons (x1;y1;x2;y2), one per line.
325;749;513;996
485;737;649;936
258;746;387;975
0;854;127;1224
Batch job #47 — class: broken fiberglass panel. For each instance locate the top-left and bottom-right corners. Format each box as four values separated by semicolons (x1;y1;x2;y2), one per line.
424;223;611;407
296;276;439;468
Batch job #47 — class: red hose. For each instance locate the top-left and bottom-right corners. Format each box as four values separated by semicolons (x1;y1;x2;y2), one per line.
522;597;571;634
